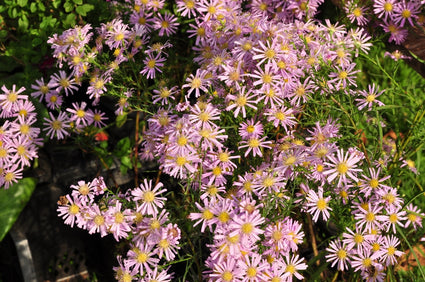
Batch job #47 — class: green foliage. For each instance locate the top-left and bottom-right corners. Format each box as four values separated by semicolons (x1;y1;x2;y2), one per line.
0;178;37;241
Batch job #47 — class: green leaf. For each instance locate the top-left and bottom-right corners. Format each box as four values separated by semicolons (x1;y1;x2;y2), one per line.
120;155;132;169
63;13;76;28
37;2;45;11
17;0;28;7
52;0;61;9
75;3;94;16
72;0;82;4
18;14;29;31
29;2;37;13
115;137;131;156
0;30;7;39
0;178;37;242
10;7;18;18
63;1;74;13
31;37;42;47
116;113;127;128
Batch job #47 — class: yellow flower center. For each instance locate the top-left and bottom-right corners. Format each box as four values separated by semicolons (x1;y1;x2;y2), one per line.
241;222;253;234
354;234;364;244
202;209;214;220
317;198;327;210
221;271;233;281
401;9;411;19
147;59;156;69
248;138;260;148
175;156;187;166
143;191;155;203
114;212;124;224
265;49;275;59
337;249;347;259
69;204;79;215
337;162;348;174
218;211;230;223
137;252;148;263
94;215;105;226
353;7;362;17
384;2;393;12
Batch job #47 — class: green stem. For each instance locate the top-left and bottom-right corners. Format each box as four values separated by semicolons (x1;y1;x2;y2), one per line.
397;225;425;280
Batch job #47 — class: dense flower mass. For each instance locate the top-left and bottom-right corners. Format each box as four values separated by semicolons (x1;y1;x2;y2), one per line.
1;0;425;281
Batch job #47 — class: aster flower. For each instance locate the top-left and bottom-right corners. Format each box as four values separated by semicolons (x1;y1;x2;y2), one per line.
358;167;391;197
31;77;54;102
57;194;84;228
66;102;94;129
229;209;265;242
381;20;408;44
238;136;272;158
345;1;369;26
43;111;71;140
91;109;108;128
239;119;264;140
354;203;386;233
280;254;308;282
130;9;155;31
140;53;166;79
381;206;407;233
393;0;420;27
342;226;375;253
152;85;178;105
265;105;298;131
45;91;63;110
143;267;173;282
375;235;404;266
355;83;385;111
132;179;167;216
155;223;181;261
9;135;38;168
107;201;133;241
305;186;332;222
176;0;198;18
404;203;424;229
351;248;380;273
323;148;363;186
154;12;179;37
325;239;351;271
0;85;27;114
373;0;397;20
182;69;210;98
328;63;359;90
50;70;79;96
237;253;268;281
226;86;258;118
189;198;215;232
188;102;221;129
2;164;23;189
125;242;159;276
208;257;244;281
87;203;110;237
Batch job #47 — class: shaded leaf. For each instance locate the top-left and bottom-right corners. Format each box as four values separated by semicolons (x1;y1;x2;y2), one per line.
0;178;37;242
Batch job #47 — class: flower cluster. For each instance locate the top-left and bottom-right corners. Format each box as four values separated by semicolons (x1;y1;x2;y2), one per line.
0;85;41;189
58;177;180;280
20;0;422;280
343;0;424;45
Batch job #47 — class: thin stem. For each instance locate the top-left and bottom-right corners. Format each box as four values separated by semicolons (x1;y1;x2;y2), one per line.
397;226;425;280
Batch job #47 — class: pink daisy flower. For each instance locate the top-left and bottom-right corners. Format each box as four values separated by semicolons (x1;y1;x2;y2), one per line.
132;179;167;216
